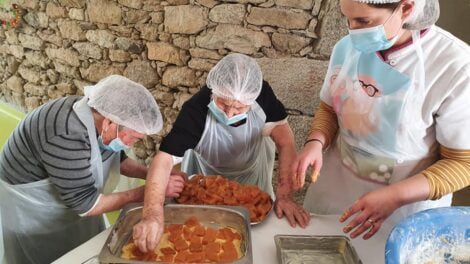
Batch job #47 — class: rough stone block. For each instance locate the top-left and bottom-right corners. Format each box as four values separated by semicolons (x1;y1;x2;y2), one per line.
164;5;208;34
162;66;197;87
46;2;67;18
18;33;45;51
72;42;102;59
247;7;311;29
109;49;131;62
196;24;271;54
46;48;81;67
209;4;245;24
86;30;116;48
58;19;86;41
123;60;159;88
272;33;311;54
147;42;183;65
87;0;122;25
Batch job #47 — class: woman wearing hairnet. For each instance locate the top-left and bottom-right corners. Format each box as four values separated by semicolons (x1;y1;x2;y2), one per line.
295;0;470;240
133;53;310;253
0;75;182;263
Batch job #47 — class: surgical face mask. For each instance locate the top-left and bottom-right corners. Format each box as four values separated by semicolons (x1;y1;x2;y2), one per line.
348;6;403;53
208;100;248;126
98;125;129;152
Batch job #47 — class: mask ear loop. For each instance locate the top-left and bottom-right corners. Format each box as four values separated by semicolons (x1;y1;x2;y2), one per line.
384;3;407;42
100;121;109;141
384;3;402;25
115;125;120;140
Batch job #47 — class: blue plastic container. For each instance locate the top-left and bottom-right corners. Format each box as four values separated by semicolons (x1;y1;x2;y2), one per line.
385;206;470;264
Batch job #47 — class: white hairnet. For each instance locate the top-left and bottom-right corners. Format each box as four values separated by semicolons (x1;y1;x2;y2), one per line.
206;53;263;105
403;0;439;30
353;0;440;30
84;75;163;135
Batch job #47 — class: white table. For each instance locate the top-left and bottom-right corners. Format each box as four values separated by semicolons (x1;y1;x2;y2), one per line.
54;213;392;264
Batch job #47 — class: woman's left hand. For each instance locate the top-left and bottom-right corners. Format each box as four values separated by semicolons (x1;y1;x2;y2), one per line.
339;187;402;239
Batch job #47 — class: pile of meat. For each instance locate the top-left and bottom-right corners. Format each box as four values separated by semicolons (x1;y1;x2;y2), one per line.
176;175;272;223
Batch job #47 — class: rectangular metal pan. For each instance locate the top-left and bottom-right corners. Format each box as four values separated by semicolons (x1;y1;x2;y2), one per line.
99;203;253;263
274;235;362;264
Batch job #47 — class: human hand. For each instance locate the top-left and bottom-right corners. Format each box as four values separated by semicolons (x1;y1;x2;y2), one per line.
165;173;186;198
339;187;402;240
132;215;164;253
170;169;188;179
274;195;311;228
293;141;323;189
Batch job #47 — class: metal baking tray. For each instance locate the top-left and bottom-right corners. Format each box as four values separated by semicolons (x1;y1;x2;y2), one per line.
98;203;253;264
274;235;362;264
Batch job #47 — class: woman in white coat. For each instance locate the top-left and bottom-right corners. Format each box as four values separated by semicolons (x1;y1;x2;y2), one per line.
295;0;470;240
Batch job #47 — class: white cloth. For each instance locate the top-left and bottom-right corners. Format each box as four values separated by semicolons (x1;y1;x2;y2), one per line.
0;98;121;264
305;26;469;226
181;102;276;198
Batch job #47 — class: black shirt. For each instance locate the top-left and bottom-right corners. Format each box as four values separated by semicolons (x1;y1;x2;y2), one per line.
160;81;287;157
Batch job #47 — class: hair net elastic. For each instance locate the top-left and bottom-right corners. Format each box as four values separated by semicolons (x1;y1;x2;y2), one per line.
84;75;163;135
206;53;263;105
353;0;440;30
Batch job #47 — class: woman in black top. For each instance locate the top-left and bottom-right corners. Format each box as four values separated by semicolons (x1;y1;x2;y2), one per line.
133;54;310;253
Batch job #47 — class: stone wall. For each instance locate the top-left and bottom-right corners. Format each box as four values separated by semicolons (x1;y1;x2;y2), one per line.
0;0;346;163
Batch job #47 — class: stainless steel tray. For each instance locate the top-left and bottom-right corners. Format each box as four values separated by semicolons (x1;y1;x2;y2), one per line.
99;203;253;264
274;235;362;264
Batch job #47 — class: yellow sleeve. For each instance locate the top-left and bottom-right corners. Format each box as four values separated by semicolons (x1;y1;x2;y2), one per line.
309;101;339;148
422;146;470;200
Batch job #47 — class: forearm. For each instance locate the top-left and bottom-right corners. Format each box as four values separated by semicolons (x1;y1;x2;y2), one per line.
308;101;339;148
120;158;148;179
142;152;173;220
271;124;296;197
389;174;430;207
421;146;470;200
277;145;296;197
85;186;145;216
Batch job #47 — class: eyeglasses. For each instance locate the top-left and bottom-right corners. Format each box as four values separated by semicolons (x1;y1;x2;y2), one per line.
356;80;380;97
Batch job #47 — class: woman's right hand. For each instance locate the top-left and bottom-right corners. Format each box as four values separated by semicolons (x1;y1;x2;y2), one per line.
293;141;324;189
132;214;164;253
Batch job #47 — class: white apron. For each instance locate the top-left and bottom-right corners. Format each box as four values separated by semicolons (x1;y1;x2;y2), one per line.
181;102;276;198
304;32;451;226
0;97;120;264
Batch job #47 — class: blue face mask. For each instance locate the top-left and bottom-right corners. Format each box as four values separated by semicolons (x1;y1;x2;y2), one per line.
208;100;248;126
348;6;402;53
98;126;129;152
